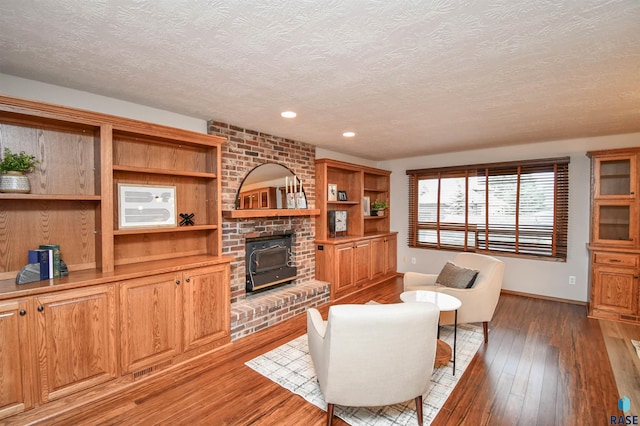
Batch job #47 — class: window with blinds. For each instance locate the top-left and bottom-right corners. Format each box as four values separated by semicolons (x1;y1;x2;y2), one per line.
407;157;569;260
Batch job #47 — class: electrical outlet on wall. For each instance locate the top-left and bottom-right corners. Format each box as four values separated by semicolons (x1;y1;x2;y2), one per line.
569;275;576;285
411;257;416;265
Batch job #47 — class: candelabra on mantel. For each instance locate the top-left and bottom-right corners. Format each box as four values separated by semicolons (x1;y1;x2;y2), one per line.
285;175;307;209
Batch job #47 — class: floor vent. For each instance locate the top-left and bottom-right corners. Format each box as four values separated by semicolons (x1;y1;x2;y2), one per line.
621;314;639;322
132;360;173;381
133;367;152;380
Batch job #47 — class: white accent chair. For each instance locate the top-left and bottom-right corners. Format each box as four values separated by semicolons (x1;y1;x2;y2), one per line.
403;253;505;343
307;302;440;426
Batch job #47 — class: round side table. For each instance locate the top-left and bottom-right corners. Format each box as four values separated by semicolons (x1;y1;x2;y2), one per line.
400;290;462;375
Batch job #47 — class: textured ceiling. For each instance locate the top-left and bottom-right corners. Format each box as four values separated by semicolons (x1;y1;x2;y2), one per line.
1;1;639;160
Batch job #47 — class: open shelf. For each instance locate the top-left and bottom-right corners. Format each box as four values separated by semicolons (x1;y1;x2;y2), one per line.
114;225;218;236
327;201;359;205
315;158;391;241
113;165;216;179
0;95;226;277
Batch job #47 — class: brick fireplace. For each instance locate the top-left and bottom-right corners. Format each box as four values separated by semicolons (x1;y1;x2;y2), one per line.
208;121;330;340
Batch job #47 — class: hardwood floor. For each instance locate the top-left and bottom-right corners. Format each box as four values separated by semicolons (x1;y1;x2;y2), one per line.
600;320;640;419
5;277;624;425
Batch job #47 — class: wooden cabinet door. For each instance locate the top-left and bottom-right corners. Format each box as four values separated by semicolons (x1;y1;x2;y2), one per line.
259;189;269;208
0;299;33;419
592;200;637;247
183;264;230;352
385;235;397;274
354;240;371;287
120;273;182;374
334;243;355;298
370;237;385;280
594;154;636;198
592;266;638;315
34;286;117;403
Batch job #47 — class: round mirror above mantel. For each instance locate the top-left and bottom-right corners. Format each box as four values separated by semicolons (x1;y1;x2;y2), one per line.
223;163;320;219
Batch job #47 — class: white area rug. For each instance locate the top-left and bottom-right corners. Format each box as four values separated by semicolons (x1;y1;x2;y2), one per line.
632;340;640;360
245;324;484;426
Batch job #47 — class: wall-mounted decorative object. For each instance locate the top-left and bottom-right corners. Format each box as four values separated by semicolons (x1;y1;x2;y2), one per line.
337;190;348;201
118;184;177;229
328;183;337;201
363;196;371;216
179;213;195;226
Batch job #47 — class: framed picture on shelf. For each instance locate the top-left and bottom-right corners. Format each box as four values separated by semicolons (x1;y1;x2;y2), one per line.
118;183;177;229
337;190;348;201
328;183;338;201
363;196;371;216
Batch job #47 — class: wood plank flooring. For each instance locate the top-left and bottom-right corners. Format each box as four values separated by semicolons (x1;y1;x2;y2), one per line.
4;277;626;425
600;320;640;419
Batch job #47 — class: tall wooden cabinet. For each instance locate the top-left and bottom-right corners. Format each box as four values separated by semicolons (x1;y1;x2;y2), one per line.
588;148;640;323
315;159;398;300
0;96;232;419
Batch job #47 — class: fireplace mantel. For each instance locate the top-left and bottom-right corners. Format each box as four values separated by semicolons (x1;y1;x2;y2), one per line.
223;208;320;219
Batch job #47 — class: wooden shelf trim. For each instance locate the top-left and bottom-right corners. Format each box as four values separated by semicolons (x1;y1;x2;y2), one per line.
113;165;216;179
327;201;359;205
0;95;226;146
0;194;101;201
223;209;320;219
314;231;398;245
114;225;217;235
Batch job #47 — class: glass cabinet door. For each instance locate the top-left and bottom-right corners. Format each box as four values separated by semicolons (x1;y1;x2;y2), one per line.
593;200;636;246
595;155;636;198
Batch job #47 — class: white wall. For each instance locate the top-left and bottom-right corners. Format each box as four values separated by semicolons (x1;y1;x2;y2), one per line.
379;133;640;302
0;74;207;133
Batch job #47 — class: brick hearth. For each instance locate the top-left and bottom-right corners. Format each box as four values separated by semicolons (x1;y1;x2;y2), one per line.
208;121;330;340
230;280;329;339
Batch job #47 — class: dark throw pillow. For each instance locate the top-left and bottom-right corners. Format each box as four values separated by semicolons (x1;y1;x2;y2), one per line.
436;261;479;289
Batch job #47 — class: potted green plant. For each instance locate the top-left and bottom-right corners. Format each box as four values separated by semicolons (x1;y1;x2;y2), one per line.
0;148;39;193
371;199;388;216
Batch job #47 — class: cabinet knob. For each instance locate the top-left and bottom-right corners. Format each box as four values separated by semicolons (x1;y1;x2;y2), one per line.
19;309;26;316
635;276;639;279
185;277;190;283
175;280;181;285
37;305;44;312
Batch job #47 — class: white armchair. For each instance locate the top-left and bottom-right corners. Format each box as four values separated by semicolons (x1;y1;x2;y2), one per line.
403;253;504;343
307;302;440;426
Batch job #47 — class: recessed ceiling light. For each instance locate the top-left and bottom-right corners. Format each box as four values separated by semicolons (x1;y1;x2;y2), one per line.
343;131;356;138
281;111;297;118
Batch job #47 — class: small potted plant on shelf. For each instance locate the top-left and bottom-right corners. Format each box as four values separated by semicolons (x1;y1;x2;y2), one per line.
371;199;389;217
0;147;39;193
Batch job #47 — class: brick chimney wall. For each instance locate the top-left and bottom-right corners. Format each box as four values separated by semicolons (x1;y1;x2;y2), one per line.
207;121;329;339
